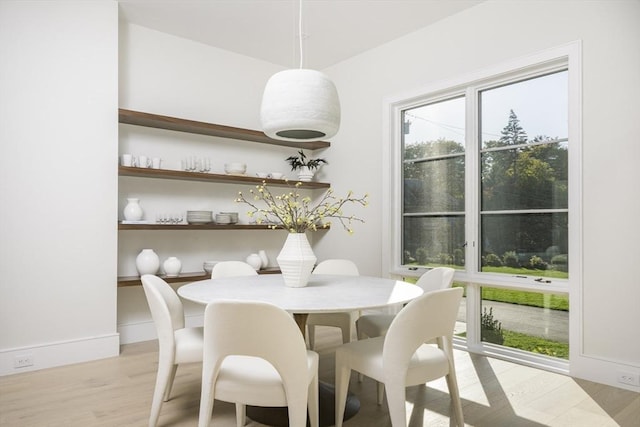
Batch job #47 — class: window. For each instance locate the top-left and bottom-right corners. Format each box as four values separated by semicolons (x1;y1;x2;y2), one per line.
385;44;580;372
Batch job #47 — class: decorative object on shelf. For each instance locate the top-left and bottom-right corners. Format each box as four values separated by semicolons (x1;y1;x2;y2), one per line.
260;0;340;142
163;257;182;277
236;182;368;288
258;250;269;269
187;210;213;224
224;162;247;175
182;156;211;172
286;150;328;182
276;233;317;287
124;198;144;221
136;249;160;276
246;253;263;271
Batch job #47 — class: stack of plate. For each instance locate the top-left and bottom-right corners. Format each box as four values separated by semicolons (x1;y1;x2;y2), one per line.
219;212;239;224
186;210;213;224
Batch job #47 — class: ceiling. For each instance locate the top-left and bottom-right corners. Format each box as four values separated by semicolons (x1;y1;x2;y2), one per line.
118;0;483;70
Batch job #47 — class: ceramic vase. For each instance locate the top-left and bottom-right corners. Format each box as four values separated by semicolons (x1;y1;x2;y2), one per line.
297;166;314;182
124;198;143;221
163;257;182;277
258;250;269;269
276;233;317;288
246;253;262;271
136;249;160;275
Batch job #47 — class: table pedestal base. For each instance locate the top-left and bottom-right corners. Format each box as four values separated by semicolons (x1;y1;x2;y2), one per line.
246;382;360;427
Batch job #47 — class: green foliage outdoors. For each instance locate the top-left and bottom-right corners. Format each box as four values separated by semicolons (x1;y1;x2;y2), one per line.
503;330;569;359
481;287;569;311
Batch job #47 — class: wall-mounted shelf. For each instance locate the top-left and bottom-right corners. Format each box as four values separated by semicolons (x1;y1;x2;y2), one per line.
118;166;330;189
117;268;282;287
119;108;331;150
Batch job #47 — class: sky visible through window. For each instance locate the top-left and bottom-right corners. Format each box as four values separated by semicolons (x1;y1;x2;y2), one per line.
404;71;568;146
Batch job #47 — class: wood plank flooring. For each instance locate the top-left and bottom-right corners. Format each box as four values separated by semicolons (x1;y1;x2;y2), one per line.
1;327;638;426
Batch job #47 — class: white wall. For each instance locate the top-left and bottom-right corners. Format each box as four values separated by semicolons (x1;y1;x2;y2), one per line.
0;1;119;375
322;0;640;390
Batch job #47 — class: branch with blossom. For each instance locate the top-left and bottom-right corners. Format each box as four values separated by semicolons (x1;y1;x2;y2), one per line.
235;181;368;234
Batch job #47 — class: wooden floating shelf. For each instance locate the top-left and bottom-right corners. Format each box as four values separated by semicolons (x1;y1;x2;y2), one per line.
118;223;331;231
118;166;331;189
117;268;282;287
119;108;331;150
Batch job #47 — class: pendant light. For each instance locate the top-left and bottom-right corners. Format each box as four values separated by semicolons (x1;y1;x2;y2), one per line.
260;0;340;142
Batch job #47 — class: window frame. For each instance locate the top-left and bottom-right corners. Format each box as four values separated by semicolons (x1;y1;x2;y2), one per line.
382;42;582;372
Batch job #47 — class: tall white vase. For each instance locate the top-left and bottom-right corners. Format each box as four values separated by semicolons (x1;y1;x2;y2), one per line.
277;233;317;288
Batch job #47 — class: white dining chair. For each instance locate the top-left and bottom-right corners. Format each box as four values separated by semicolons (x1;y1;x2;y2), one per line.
209;260;258;279
306;259;360;349
356;267;455;341
141;274;204;427
335;287;465;427
198;300;319;427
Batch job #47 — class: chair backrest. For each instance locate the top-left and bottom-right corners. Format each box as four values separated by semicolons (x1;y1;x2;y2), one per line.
415;267;455;292
202;300;310;403
382;287;463;372
141;274;185;342
210;261;259;278
312;259;359;276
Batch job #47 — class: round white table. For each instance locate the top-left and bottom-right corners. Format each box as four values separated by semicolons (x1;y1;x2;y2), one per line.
178;273;422;427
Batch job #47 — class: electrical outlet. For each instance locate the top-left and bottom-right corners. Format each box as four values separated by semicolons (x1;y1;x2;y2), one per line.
617;371;640;387
14;354;34;368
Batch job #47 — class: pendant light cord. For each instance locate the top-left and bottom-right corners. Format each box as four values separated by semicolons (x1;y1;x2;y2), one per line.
298;0;303;69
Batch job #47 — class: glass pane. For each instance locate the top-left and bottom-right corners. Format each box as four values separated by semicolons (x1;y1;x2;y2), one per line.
402;216;465;267
403;96;465;158
480;212;568;277
404;157;465;213
480;287;569;359
481;141;568;211
480;71;568;148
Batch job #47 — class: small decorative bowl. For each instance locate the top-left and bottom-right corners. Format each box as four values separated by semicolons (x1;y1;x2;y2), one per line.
225;162;247;175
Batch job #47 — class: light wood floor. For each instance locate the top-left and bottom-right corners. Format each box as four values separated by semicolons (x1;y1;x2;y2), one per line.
1;327;638;427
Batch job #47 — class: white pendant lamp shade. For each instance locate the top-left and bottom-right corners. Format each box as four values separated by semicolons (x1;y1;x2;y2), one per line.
260;69;340;141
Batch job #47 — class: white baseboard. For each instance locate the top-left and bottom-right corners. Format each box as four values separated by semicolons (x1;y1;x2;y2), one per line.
571;354;640;392
0;333;120;376
118;313;204;345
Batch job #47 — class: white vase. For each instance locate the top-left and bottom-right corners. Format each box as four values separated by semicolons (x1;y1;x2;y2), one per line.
258;250;269;269
163;256;182;277
124;198;143;221
297;166;315;182
136;249;160;276
276;233;317;288
246;253;262;271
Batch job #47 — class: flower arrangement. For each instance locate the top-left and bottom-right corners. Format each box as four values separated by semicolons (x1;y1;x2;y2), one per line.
236;181;368;234
285;150;328;171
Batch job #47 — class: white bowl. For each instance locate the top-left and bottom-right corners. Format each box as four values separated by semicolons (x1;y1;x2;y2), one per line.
270;172;284;179
256;172;269;178
225;162;247;175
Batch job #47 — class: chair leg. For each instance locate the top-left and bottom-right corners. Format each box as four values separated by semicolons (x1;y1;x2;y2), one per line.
340;323;351;344
235;403;246;427
308;372;319;427
384;382;407;427
149;359;175;427
334;351;351;427
445;372;464;427
288;401;308;427
162;364;178;401
197;378;216;427
376;381;385;405
308;325;316;349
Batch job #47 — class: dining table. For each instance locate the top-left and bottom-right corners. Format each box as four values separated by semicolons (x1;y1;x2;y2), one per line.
177;273;423;427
